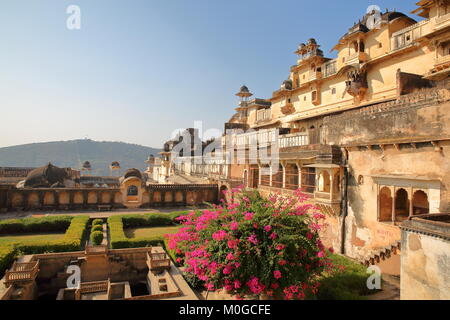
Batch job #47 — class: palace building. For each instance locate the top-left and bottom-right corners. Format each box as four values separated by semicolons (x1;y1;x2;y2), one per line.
168;0;450;298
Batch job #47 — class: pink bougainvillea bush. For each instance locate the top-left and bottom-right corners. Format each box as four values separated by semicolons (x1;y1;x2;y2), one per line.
166;187;334;300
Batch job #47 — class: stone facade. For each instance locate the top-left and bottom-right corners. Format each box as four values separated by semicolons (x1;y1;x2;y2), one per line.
168;1;450;275
400;214;450;300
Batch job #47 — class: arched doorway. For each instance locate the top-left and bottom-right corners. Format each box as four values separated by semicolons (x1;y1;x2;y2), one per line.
318;171;331;193
412;190;429;215
285;163;299;190
271;165;283;188
379;187;392;222
127;185;138;196
250;166;259;189
395;188;409;221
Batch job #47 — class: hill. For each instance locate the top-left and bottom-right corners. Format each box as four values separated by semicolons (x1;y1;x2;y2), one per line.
0;139;161;176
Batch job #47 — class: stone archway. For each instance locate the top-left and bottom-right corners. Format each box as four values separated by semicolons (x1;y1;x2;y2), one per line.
412;190;429;215
379;187;392;222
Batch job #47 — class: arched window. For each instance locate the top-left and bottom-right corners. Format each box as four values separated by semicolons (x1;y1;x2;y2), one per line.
271;164;283;188
359;41;365;52
412;190;429;215
318;171;331;193
285;164;299;190
379;187;392;222
334;173;340;193
260;165;271;187
127;185;138;196
395;188;409;221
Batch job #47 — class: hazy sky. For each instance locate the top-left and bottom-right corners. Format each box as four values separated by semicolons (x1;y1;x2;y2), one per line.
0;0;417;148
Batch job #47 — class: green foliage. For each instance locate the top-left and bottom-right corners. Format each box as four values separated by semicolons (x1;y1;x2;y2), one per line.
91;224;103;233
90;231;104;245
108;212;185;249
315;254;371;300
0;215;89;277
0;216;73;235
92;219;104;227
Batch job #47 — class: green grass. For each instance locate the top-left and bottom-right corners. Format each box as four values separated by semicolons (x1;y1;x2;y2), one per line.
315;254;373;300
124;226;182;239
0;233;66;246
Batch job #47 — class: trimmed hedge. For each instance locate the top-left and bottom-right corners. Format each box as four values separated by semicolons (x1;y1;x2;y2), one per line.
91;225;103;233
90;231;103;245
108;212;187;249
0;215;90;277
0;216;73;235
92;219;104;226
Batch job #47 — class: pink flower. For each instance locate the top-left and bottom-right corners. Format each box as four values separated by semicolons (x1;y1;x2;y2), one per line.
223;266;233;275
233;280;241;289
264;225;272;232
226;253;235;260
276;244;286;251
317;251;325;258
230;221;239;231
224;284;233;291
244;212;254;221
273;270;282;279
247;234;259;245
278;260;287;266
269;232;277;240
246;277;265;295
227;239;238;249
212;230;228;241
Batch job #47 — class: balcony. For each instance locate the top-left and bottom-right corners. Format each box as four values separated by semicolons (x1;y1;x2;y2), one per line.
435;54;450;69
309;71;322;81
343;52;369;66
391;19;431;51
256;108;272;123
278;132;309;149
323;60;337;77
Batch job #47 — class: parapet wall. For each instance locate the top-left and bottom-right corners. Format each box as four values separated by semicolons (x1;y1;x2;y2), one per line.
0;184;218;212
324;84;450;146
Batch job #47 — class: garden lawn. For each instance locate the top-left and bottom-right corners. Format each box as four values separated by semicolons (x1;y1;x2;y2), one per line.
124;226;182;239
0;233;66;246
315;254;373;300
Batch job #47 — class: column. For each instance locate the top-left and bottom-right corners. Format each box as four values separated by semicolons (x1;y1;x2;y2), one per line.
282;163;286;189
391;187;396;224
409;187;414;217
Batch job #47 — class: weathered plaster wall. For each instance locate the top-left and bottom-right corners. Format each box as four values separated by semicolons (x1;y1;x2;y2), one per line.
400;220;450;300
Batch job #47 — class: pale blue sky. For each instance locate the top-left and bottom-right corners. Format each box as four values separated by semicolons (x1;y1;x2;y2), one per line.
0;0;418;148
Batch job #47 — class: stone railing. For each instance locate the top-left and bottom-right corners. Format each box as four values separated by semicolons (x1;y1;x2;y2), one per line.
436;54;450;66
147;252;171;271
391;19;430;51
309;71;322;81
4;261;40;287
85;244;108;255
323;85;449;123
278;132;309;148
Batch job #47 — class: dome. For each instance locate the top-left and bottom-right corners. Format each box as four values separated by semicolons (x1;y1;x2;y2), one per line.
240;85;250;93
123;168;142;180
82;161;91;169
24;163;69;188
111;161;120;167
